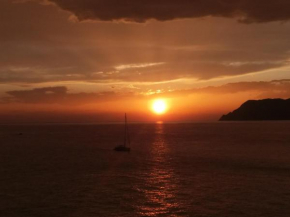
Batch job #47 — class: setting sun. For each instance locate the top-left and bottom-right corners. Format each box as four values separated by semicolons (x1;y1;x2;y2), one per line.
152;99;167;115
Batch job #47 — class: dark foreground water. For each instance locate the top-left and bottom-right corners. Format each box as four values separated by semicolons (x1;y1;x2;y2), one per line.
0;122;290;217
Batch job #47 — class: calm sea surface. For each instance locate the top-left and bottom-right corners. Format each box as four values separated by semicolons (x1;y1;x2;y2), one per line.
0;122;290;217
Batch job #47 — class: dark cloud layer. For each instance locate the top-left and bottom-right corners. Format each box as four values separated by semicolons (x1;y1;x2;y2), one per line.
154;79;290;99
3;80;290;105
2;86;122;104
49;0;290;23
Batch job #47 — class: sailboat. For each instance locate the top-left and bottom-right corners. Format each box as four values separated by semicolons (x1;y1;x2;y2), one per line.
114;113;131;152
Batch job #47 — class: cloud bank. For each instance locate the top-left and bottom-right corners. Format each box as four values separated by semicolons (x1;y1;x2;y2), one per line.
3;80;290;105
2;86;123;104
49;0;290;23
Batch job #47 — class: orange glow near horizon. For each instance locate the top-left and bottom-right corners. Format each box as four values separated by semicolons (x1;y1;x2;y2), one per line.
0;89;261;123
152;99;167;115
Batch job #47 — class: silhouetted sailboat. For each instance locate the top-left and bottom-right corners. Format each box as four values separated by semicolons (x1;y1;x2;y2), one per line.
114;113;131;152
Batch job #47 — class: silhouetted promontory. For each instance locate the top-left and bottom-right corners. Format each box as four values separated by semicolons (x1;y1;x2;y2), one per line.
220;98;290;121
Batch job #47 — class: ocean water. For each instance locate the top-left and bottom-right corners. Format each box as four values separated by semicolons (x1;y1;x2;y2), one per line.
0;122;290;217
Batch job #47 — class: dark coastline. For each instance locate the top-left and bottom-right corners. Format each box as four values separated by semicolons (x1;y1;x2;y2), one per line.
220;98;290;121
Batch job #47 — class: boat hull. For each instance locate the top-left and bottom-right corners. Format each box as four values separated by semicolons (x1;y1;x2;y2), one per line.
114;145;130;152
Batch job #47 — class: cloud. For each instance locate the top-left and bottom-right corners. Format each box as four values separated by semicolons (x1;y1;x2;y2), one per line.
108;60;288;82
156;79;290;99
4;86;67;103
1;0;290;85
115;62;165;70
48;0;290;23
2;86;130;104
202;80;290;97
2;80;290;106
1;0;290;88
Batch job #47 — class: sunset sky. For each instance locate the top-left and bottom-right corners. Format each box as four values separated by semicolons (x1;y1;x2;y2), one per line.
1;0;290;123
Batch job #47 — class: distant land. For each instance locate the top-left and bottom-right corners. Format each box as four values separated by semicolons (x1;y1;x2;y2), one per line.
220;98;290;121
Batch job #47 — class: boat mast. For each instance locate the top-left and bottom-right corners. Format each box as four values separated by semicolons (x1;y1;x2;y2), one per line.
124;113;127;147
127;114;130;147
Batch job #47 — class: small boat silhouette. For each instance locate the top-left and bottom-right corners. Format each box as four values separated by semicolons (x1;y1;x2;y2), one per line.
114;113;131;152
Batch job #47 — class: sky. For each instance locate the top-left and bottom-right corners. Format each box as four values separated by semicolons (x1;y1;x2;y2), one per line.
1;0;290;123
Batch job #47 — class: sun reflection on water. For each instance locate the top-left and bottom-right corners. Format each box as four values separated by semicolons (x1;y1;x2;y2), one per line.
137;124;181;216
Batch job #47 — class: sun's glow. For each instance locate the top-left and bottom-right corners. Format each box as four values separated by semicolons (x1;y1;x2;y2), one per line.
152;99;167;115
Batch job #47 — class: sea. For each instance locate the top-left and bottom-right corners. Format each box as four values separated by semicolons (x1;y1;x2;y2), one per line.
0;122;290;217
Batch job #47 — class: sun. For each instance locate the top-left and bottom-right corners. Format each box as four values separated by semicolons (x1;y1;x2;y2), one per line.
152;99;167;115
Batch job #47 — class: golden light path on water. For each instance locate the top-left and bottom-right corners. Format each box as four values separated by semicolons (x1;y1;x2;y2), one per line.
137;123;183;216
